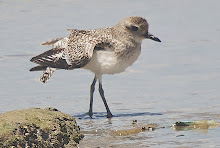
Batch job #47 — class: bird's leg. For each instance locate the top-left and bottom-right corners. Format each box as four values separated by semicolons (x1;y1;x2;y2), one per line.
88;76;97;118
98;82;113;118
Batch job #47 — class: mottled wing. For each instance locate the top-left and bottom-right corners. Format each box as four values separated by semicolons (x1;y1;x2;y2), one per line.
30;48;70;69
62;29;103;69
30;29;105;70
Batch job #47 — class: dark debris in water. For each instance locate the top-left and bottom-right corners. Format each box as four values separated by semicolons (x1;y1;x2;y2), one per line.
176;134;185;137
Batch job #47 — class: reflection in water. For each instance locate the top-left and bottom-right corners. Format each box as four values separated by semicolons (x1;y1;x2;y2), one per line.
74;111;162;119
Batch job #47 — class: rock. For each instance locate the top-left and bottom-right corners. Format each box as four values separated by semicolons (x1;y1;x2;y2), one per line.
0;108;84;148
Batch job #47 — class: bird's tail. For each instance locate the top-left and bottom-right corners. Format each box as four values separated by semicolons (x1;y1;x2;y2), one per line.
30;66;47;71
40;67;57;83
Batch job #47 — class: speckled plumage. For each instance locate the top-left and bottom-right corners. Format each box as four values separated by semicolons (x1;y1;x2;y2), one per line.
30;16;161;118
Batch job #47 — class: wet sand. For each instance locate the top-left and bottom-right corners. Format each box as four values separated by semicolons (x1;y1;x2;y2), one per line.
76;112;220;147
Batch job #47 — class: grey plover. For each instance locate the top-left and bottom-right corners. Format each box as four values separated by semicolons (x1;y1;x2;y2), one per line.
30;16;161;118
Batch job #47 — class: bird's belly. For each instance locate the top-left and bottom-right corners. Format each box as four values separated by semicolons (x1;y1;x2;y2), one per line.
83;49;140;75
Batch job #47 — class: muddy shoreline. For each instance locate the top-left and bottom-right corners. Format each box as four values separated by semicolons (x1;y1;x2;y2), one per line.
1;108;220;148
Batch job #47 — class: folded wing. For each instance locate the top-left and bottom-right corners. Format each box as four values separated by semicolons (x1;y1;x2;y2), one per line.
30;29;104;71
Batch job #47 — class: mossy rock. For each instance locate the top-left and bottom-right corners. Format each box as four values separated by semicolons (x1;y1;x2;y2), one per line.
0;107;84;148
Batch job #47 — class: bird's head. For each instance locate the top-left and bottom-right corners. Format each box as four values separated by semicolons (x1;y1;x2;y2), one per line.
114;16;161;43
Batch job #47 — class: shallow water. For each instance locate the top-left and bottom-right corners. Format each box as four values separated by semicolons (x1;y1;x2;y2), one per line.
0;0;220;147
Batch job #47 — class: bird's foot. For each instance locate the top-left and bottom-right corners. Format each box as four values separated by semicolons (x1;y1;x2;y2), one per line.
107;112;113;118
88;110;93;118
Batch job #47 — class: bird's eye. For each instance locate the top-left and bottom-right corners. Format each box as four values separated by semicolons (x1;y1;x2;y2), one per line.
131;26;138;31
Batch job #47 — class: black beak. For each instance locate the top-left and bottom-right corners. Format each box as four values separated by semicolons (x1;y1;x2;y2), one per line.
146;33;161;42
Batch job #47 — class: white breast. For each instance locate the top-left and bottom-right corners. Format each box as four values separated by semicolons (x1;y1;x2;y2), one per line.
83;47;141;75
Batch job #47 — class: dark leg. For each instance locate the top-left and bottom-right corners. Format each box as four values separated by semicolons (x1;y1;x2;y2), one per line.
88;76;97;118
98;82;113;118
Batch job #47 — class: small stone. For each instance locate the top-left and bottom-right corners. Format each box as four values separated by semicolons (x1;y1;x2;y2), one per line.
132;120;137;124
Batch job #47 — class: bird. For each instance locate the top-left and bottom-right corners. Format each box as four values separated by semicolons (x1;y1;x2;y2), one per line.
30;16;161;118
